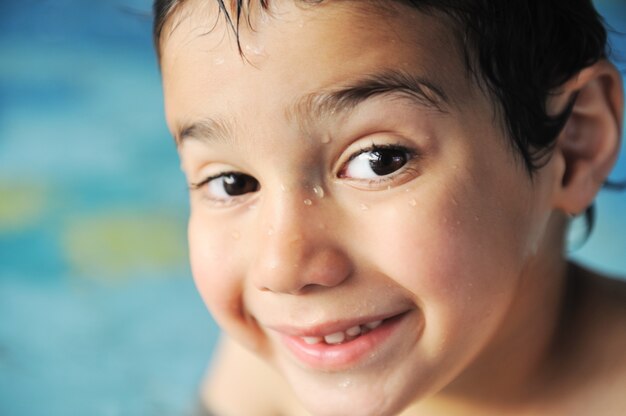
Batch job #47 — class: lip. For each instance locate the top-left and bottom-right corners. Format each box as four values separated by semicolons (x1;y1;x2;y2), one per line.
271;310;416;371
267;310;407;337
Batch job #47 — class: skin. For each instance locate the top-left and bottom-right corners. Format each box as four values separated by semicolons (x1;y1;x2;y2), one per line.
159;1;626;415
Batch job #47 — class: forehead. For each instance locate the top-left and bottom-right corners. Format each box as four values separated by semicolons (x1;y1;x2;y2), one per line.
160;0;477;136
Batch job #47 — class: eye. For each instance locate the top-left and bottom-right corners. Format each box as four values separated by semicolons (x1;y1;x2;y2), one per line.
339;145;413;180
191;172;260;202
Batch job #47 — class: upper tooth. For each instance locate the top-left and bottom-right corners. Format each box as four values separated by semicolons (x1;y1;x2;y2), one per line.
324;331;346;344
303;336;323;344
346;325;361;336
302;321;383;345
365;320;382;330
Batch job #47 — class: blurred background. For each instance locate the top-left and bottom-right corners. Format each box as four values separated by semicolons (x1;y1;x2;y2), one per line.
0;1;625;415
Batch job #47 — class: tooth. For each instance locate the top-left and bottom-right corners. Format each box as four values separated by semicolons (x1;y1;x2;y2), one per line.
346;325;361;336
324;332;346;344
303;336;323;344
365;320;382;330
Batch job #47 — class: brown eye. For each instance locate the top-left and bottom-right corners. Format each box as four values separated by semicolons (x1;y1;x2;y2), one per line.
367;149;408;176
194;172;260;202
341;146;411;180
222;173;259;196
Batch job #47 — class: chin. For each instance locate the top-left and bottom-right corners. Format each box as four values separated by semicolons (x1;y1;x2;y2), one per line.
283;369;415;416
297;392;408;416
298;395;387;416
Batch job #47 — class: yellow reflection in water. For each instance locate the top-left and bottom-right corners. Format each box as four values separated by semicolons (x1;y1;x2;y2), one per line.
62;211;187;279
0;182;47;232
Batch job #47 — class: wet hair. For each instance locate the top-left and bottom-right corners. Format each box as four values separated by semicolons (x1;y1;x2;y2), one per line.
153;0;609;172
152;0;616;234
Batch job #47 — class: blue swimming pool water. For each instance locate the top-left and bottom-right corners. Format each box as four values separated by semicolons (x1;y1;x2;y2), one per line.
0;1;625;415
1;2;217;415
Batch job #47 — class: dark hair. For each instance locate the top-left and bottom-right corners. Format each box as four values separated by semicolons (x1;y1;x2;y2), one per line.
153;0;614;234
153;0;609;173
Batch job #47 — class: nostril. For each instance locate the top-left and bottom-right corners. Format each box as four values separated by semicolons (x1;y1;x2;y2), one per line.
253;247;353;294
297;282;324;295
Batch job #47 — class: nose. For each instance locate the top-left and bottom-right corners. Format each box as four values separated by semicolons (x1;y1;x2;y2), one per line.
250;194;353;295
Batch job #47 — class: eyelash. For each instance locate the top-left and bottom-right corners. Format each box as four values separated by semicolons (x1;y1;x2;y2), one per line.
188;142;419;204
188;172;230;190
188;171;257;207
338;143;419;186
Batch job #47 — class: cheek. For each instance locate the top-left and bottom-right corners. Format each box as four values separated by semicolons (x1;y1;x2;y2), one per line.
188;214;244;324
188;213;272;353
367;185;531;339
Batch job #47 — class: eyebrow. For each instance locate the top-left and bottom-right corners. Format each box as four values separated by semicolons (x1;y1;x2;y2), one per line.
177;115;233;146
175;69;450;146
291;69;450;126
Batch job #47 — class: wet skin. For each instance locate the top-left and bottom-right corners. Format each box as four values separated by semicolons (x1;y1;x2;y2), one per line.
160;1;624;415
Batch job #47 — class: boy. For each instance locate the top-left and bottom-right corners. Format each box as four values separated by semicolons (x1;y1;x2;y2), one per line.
153;0;626;414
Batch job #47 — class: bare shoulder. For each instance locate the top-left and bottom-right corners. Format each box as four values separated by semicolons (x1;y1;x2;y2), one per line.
551;263;626;414
574;263;626;352
199;336;304;416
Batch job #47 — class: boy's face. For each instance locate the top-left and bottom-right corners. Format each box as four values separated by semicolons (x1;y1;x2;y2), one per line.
162;1;561;414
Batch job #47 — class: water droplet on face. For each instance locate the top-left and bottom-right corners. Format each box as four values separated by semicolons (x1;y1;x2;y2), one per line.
231;231;240;240
280;184;288;192
409;199;417;207
386;185;392;191
304;199;313;206
338;378;353;388
244;43;265;56
320;135;331;144
213;57;225;65
312;185;325;199
267;227;274;236
452;198;459;206
359;203;369;211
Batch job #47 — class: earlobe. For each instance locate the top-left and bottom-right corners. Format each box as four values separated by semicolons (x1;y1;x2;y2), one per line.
551;60;624;215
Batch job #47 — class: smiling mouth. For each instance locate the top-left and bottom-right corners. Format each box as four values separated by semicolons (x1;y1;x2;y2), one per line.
301;318;385;345
275;311;414;370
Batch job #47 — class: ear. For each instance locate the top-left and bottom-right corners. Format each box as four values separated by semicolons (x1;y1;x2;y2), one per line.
551;60;624;215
